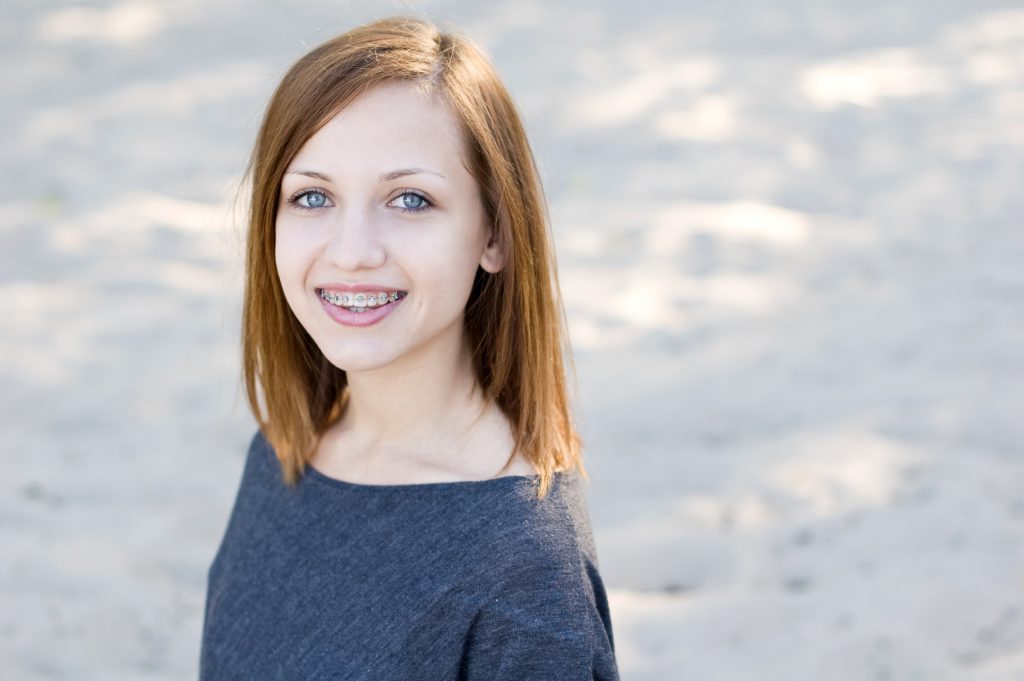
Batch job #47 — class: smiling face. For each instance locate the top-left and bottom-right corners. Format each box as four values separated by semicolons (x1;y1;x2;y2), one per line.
275;81;505;373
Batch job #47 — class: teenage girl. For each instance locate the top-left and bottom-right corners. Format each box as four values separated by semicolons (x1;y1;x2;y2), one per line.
200;16;620;680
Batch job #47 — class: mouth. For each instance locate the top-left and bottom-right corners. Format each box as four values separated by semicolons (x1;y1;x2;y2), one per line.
317;288;408;314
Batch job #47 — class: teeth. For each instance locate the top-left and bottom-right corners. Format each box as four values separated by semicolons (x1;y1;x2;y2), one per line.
319;289;406;309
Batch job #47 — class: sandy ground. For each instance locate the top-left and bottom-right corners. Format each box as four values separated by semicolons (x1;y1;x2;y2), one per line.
2;1;1023;679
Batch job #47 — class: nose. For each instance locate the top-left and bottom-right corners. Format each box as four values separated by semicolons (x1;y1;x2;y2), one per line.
322;205;387;271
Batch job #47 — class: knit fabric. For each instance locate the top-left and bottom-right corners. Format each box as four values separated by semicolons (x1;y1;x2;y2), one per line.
199;430;620;680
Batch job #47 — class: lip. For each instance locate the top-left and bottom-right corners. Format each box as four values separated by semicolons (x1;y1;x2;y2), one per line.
317;289;405;328
316;282;407;294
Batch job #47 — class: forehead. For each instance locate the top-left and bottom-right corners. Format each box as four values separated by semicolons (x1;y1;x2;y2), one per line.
288;81;470;175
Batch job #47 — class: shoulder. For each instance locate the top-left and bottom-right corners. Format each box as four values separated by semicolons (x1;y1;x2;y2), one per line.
470;469;598;569
479;495;608;636
452;469;604;616
245;428;288;478
460;533;619;680
228;429;291;499
245;428;272;466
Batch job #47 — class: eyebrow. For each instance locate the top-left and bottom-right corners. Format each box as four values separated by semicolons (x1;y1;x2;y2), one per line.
286;169;332;182
381;167;446;182
285;167;446;182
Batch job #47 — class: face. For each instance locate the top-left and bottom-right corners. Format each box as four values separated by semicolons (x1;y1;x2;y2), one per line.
275;81;504;374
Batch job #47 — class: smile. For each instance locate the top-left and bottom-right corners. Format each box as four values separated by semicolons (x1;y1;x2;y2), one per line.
318;288;407;313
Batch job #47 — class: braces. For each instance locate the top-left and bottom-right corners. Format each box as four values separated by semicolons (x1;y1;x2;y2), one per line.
319;289;407;309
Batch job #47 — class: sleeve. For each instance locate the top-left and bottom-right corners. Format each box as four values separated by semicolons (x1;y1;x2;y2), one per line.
459;561;620;681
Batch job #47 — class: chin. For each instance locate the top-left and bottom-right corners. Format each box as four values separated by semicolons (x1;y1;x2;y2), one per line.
318;345;400;373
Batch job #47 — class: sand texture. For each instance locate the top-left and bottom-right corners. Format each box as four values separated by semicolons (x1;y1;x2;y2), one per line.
2;1;1023;679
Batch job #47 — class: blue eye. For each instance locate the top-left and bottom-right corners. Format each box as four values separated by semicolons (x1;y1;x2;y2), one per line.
288;189;332;210
305;192;327;208
390;191;432;213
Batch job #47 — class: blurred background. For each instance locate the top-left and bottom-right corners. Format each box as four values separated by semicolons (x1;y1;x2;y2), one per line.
3;0;1023;679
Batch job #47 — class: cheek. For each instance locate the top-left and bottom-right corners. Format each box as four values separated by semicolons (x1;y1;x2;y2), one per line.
275;221;311;273
273;223;314;306
273;233;293;286
416;239;485;308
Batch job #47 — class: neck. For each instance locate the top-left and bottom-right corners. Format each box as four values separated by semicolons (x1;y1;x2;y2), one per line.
338;330;488;458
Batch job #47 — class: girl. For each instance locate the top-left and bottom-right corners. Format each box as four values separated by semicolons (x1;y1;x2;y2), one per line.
200;16;619;680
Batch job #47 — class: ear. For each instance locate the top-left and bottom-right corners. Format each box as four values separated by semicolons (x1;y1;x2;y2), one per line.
479;225;506;274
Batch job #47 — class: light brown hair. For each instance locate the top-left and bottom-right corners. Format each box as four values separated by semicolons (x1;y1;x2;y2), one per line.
241;16;584;499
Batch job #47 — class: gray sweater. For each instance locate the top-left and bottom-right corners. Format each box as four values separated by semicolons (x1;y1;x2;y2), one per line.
199;430;620;680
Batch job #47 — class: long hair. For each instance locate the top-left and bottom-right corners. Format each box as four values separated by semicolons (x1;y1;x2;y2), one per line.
241;16;584;499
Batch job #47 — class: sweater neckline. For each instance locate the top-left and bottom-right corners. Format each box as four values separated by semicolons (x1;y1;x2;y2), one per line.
303;461;551;492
